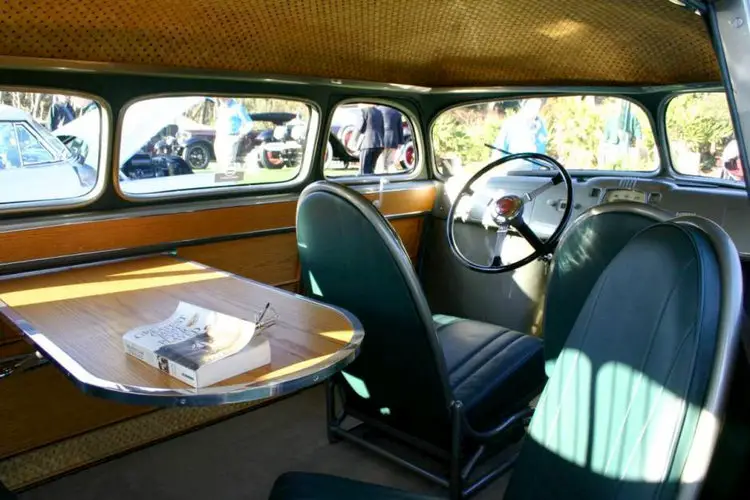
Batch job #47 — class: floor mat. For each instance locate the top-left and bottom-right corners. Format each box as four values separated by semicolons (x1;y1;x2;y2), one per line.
18;386;510;499
0;400;258;491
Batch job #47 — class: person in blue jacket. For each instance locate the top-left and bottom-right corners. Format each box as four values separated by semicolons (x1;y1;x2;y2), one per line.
492;98;548;170
214;97;253;173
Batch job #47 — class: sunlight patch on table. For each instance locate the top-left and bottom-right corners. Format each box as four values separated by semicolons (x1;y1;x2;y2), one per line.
0;271;224;307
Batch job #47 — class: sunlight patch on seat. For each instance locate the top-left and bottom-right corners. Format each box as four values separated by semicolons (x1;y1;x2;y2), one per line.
342;371;370;399
529;347;591;467
591;361;685;482
308;271;323;297
529;349;717;485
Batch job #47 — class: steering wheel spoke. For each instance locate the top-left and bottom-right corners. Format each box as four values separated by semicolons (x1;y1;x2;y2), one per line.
509;218;546;252
522;173;564;201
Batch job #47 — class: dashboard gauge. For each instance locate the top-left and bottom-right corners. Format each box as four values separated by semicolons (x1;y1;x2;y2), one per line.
604;189;647;203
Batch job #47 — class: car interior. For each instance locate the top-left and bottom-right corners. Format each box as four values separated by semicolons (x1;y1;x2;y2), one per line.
1;1;750;499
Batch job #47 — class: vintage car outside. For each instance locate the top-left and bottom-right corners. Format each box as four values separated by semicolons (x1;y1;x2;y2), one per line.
0;104;96;203
177;110;346;171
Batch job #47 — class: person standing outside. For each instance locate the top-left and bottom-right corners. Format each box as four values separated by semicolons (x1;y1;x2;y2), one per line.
49;95;76;131
214;97;253;174
492;98;548;170
357;104;384;175
378;105;404;172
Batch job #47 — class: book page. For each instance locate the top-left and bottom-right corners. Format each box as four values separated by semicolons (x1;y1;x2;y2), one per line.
123;301;258;370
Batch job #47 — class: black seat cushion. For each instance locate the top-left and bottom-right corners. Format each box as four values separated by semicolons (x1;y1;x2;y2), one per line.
434;315;545;431
269;472;439;500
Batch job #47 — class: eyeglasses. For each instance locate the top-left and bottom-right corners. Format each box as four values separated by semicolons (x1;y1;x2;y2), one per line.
255;302;279;332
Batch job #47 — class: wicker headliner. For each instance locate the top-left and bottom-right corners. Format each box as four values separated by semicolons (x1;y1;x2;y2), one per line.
0;0;720;87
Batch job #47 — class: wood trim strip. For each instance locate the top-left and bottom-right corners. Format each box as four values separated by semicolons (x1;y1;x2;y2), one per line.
0;185;435;266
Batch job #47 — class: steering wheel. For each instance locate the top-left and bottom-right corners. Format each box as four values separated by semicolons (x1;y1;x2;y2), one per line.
446;152;573;273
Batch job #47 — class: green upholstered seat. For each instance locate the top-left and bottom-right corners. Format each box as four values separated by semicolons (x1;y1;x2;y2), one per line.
273;209;743;500
295;181;546;496
542;203;671;375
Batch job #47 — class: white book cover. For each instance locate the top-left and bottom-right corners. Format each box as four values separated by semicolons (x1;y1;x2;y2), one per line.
123;301;271;388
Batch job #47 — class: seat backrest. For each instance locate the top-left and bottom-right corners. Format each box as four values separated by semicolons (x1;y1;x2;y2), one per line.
543;202;672;375
296;181;453;432
506;217;743;500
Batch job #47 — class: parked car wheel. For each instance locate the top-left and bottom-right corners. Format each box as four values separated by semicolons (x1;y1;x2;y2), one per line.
183;142;211;170
260;145;286;169
399;141;416;170
339;125;360;156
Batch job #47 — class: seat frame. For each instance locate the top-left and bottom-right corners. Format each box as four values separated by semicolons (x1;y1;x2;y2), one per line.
326;377;532;500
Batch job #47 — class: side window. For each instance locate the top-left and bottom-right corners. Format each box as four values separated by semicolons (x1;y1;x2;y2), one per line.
15;124;54;165
0;91;105;206
325;103;418;179
0;122;20;169
118;96;314;197
432;96;657;178
666;92;741;184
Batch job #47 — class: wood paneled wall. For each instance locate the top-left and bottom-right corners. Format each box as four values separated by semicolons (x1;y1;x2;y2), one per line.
0;185;435;462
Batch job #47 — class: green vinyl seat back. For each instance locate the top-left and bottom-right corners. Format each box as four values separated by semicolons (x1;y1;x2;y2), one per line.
505;216;743;499
542;203;672;376
296;181;454;441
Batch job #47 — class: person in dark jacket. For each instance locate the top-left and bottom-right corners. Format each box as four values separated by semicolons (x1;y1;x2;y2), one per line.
378;105;404;172
357;104;384;175
49;95;75;131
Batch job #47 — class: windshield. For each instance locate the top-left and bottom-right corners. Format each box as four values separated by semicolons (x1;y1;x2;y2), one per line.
432;96;657;178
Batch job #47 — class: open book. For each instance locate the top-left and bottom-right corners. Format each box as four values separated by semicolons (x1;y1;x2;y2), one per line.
123;301;271;388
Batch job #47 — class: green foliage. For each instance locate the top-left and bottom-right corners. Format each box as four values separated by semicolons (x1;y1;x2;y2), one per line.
666;92;734;151
432;107;498;167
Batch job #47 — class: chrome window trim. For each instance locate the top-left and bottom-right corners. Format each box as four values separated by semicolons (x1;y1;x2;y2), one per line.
114;92;321;202
321;97;425;184
427;94;663;182
0;56;432;93
0;56;723;95
0;181;433;232
0;85;111;215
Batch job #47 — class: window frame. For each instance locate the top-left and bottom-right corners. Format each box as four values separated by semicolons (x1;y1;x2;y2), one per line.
428;94;662;182
320;97;424;185
0;86;110;215
114;92;321;202
660;89;744;190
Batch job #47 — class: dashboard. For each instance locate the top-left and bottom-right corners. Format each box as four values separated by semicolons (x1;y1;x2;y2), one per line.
442;174;750;257
603;188;647;204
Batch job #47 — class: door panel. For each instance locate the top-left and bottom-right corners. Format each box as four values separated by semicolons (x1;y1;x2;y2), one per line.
0;184;435;267
0;182;436;472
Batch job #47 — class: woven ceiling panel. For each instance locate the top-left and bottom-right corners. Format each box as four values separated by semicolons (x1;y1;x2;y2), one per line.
0;0;720;87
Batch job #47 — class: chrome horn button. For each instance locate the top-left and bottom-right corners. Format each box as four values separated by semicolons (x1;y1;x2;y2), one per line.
491;195;524;223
